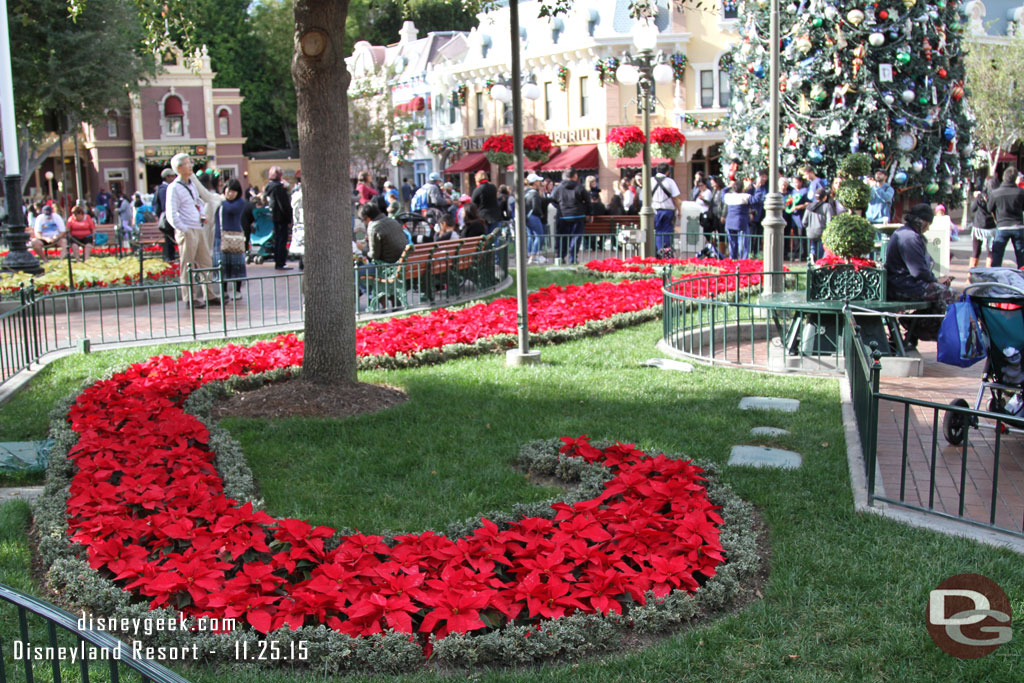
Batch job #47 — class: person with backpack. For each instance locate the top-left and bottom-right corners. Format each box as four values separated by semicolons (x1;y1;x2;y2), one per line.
970;176;998;269
551;168;590;264
648;163;682;252
524;173;548;264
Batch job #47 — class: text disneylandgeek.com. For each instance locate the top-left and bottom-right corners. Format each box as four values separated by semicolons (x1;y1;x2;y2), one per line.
10;612;310;662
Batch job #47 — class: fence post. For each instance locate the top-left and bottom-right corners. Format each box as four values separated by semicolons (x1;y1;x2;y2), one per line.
187;264;197;340
66;248;75;292
865;342;883;505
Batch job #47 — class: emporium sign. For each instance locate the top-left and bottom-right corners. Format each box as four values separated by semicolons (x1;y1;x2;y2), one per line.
461;127;602;151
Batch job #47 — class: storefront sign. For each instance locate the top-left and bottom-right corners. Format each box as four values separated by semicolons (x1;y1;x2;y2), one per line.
461;127;602;152
143;144;208;162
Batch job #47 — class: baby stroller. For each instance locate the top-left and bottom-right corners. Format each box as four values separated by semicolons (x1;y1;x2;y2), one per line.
248;207;275;264
942;268;1024;444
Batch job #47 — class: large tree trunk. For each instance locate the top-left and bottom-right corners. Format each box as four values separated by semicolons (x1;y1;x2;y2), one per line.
292;1;356;385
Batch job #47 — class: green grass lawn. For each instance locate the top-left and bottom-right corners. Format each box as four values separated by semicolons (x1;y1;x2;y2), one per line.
0;268;1022;681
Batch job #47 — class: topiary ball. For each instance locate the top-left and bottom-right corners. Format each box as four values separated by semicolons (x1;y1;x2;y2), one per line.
822;212;876;259
839;152;873;178
837;178;870;211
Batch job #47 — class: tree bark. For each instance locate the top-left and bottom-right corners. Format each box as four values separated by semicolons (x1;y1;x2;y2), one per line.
292;0;356;385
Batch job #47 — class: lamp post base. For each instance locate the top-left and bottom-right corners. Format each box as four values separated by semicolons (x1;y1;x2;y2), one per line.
2;174;42;274
506;348;542;366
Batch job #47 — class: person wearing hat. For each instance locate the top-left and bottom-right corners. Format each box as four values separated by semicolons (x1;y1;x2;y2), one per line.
524;173;548;264
885;202;955;348
31;204;66;261
152;167;178;261
383;181;399;207
418;171;449;213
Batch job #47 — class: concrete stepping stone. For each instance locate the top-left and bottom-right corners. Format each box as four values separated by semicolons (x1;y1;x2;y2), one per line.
0;440;52;472
640;358;694;372
751;426;791;438
0;487;44;503
739;397;800;413
728;445;802;470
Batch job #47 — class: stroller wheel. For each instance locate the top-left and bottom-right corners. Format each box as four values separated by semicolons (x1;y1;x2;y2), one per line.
942;398;970;445
253;255;264;265
988;396;1006;414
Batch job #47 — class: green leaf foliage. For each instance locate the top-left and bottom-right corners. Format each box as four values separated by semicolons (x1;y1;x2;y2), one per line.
823;212;875;259
839;152;873;178
836;178;870;211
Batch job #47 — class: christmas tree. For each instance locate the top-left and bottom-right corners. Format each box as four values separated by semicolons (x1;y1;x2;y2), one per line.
724;0;974;207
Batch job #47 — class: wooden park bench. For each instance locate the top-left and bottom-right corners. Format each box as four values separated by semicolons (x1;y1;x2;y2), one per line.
585;214;640;235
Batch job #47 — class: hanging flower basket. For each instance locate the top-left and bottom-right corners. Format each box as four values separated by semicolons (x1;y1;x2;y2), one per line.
483;134;514;167
606;126;646;159
650;127;685;160
523;133;554;163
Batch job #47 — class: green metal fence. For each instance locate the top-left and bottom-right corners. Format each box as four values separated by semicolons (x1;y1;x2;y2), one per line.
0;582;188;682
0;240;509;388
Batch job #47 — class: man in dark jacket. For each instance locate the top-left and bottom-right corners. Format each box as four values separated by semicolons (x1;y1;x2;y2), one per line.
152;168;177;261
552;168;590;264
988;165;1024;267
263;166;293;270
359;203;407;263
471;171;503;233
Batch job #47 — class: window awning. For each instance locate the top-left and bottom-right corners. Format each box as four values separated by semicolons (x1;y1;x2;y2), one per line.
615;155;675;168
506;146;561;172
444;152;490;174
541;144;599;171
164;96;183;116
394;96;427;114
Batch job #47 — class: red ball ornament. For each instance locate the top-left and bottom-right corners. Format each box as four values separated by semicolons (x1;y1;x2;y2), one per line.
878;9;888;19
951;82;965;100
748;63;755;73
938;68;948;78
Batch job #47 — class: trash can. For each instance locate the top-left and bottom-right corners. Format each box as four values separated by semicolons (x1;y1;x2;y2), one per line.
679;201;704;255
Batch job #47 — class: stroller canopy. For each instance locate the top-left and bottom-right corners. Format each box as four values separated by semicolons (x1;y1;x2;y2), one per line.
968;268;1024;300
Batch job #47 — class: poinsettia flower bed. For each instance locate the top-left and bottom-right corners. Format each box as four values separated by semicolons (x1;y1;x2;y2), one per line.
44;334;754;665
0;256;178;297
585;257;766;277
814;252;877;270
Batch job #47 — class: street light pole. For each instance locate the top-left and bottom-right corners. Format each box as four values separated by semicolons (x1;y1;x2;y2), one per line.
762;0;785;293
639;71;655;258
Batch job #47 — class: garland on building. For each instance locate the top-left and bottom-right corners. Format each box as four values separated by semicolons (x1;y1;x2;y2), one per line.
453;85;468;106
557;66;570;91
723;0;974;207
671;53;688;82
682;113;727;130
427;139;462;156
595;57;619;86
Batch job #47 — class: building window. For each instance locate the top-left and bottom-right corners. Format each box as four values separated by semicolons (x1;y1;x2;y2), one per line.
579;76;588;117
449;96;457;124
475;92;484;128
218;110;229;136
722;0;739;19
544;82;552;120
164;96;184;136
107;116;117;137
718;68;731;108
700;70;714;108
503;102;512;126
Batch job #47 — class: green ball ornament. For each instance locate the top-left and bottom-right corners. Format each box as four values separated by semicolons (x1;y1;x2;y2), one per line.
925;182;939;194
896;52;911;65
918;95;929;105
812;16;823;27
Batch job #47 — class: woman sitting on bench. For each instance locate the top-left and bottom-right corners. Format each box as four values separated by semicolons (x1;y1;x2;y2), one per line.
66;205;97;262
885;202;955;348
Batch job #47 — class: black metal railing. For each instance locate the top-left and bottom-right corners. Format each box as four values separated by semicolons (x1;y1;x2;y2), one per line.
844;309;1024;537
0;582;188;682
0;240;510;388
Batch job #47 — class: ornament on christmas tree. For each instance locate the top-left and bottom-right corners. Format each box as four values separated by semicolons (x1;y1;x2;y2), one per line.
796;35;813;54
809;146;825;163
878;9;889;19
923;38;932;61
784;122;800;147
850;131;861;152
894;170;908;184
901;89;915;103
753;63;766;78
897;132;917;151
812;16;823;27
896;51;911;65
851;44;866;78
944;125;956;141
869;32;885;46
883;91;896;105
937;68;947;78
903;0;915;9
824;5;838;19
847;8;865;24
912;160;924;173
925;182;939;194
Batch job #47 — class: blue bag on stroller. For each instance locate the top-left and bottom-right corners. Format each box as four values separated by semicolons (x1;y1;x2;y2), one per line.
937;294;989;368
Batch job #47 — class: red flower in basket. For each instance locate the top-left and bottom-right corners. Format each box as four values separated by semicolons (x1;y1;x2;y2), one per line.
650;127;685;160
606;126;646;159
523;134;554;163
483;134;515;166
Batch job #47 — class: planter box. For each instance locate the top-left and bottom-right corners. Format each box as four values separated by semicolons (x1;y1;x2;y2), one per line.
806;265;886;302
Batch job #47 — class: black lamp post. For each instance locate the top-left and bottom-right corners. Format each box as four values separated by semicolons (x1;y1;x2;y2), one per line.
616;21;674;258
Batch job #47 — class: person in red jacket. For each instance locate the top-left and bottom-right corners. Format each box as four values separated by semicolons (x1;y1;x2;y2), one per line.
66;205;96;261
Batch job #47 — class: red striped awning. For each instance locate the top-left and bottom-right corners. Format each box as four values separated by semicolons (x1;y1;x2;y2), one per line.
444;152;489;174
394;96;426;114
541;144;599;171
